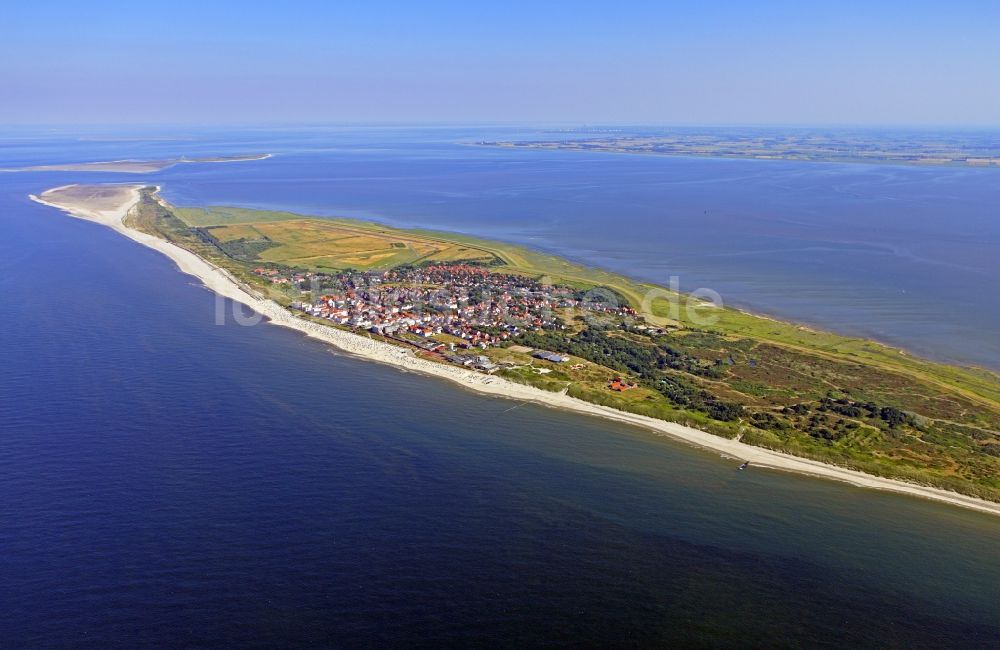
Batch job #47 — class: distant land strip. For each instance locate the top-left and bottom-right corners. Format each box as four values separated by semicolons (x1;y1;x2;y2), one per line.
478;136;1000;168
2;153;271;174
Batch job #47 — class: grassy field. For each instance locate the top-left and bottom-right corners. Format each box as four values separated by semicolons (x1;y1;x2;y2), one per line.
137;193;1000;500
175;207;498;271
173;206;303;226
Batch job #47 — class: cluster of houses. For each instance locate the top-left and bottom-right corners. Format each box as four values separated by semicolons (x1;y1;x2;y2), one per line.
258;263;647;383
253;267;310;286
286;264;635;350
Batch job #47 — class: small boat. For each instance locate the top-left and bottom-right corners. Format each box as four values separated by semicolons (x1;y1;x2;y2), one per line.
738;461;750;471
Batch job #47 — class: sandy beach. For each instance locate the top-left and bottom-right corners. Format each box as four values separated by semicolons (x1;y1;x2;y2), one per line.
30;184;1000;518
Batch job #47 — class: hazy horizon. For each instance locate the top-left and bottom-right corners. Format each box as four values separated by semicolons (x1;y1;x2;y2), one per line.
5;121;1000;131
5;1;999;126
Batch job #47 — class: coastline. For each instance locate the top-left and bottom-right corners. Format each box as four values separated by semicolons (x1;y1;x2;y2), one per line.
30;184;1000;518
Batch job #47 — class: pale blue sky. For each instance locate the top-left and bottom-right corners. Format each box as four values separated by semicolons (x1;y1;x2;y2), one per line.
4;0;999;125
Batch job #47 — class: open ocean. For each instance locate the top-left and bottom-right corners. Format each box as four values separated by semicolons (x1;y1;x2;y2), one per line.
1;126;999;647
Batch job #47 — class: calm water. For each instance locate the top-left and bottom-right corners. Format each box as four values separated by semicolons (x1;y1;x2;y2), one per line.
1;128;999;647
7;125;1000;370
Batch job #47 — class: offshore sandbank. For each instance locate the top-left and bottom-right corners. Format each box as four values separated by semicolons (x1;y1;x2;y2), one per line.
7;153;271;174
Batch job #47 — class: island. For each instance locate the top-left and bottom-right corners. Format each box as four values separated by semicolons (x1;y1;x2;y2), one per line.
6;153;270;174
479;130;1000;167
31;183;1000;515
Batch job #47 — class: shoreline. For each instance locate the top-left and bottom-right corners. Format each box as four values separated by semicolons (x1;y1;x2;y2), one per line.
30;184;1000;518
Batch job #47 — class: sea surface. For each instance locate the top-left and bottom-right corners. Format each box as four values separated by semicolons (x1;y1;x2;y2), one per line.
1;126;999;647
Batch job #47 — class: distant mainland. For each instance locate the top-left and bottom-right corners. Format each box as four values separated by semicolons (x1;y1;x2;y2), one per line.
478;130;1000;168
30;179;1000;516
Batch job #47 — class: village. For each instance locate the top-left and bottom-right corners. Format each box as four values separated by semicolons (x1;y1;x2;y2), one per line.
255;263;638;375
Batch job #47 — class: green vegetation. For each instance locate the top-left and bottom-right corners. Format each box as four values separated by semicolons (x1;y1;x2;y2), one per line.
136;189;1000;501
174;205;303;227
174;207;499;271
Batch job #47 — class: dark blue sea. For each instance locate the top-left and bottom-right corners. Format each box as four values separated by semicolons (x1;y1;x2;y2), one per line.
1;126;999;647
